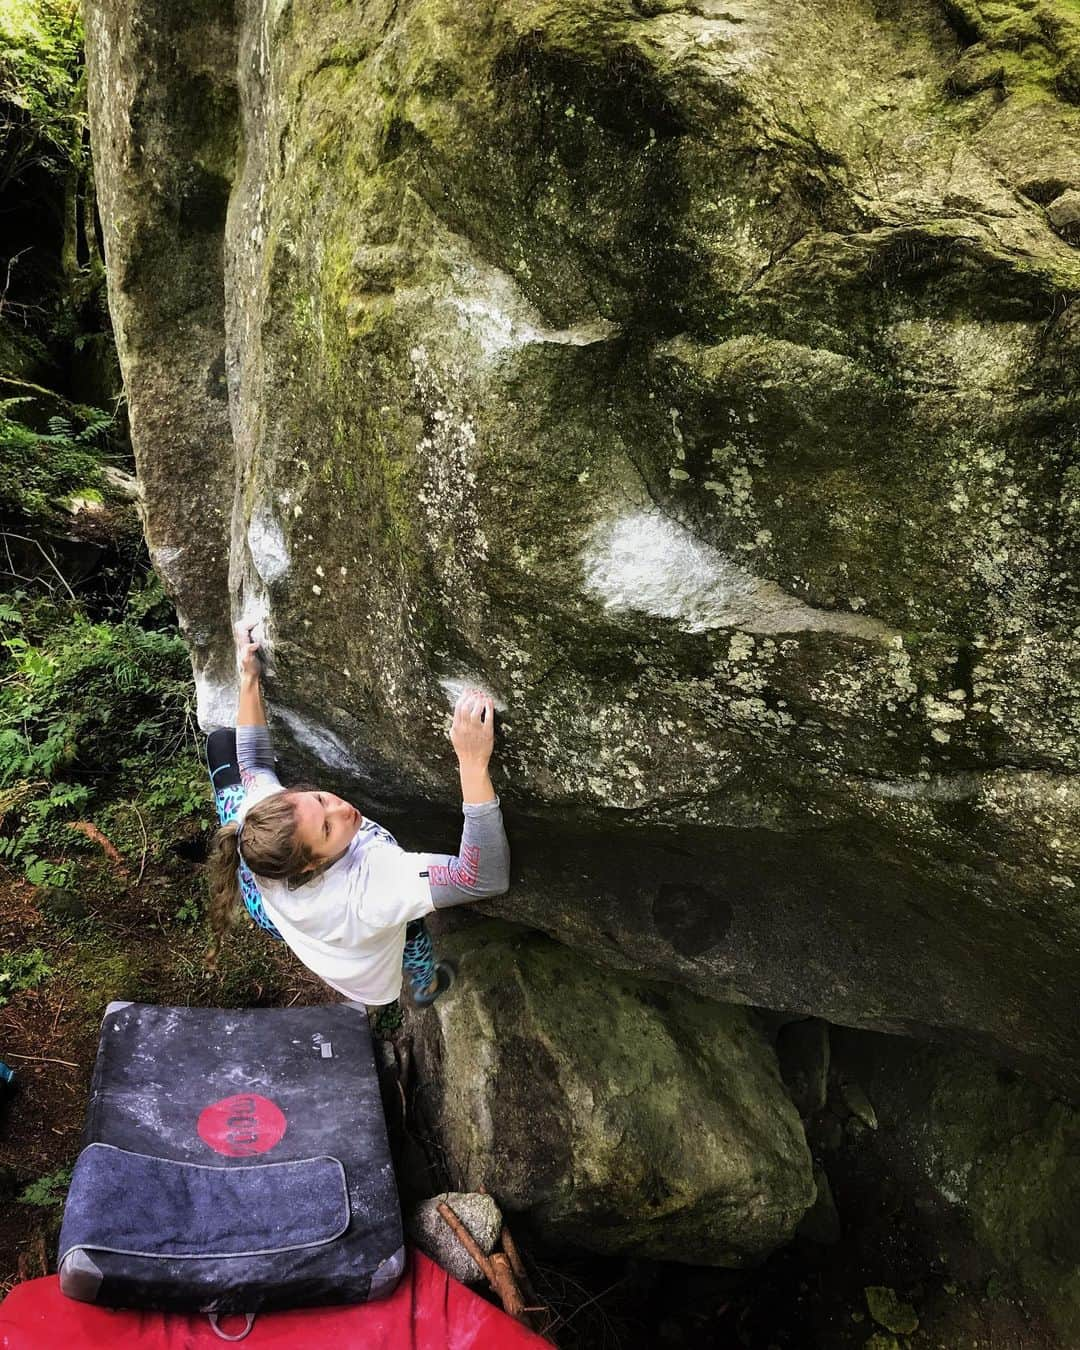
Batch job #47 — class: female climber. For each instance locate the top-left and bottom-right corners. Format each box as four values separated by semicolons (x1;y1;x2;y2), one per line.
204;626;510;1010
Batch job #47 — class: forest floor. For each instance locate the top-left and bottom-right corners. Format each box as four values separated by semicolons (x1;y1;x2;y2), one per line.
0;821;327;1294
0;827;1061;1349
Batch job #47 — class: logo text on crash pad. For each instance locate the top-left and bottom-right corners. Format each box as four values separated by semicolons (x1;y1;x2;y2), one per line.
197;1093;286;1156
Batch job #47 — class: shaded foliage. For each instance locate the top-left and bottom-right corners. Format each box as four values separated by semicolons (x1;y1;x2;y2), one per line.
0;0;82;195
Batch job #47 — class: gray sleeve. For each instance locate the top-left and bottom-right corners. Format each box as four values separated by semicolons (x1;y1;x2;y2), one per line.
236;723;279;779
424;797;510;909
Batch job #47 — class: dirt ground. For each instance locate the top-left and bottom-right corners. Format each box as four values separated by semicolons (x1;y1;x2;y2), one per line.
0;841;324;1295
0;846;1063;1348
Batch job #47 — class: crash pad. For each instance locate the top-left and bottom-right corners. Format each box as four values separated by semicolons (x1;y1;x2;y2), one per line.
0;1250;551;1348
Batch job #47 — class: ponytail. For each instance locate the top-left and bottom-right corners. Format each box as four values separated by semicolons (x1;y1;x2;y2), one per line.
204;792;315;970
206;821;243;971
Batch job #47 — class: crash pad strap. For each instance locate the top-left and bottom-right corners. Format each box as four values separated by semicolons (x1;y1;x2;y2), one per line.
59;1144;349;1261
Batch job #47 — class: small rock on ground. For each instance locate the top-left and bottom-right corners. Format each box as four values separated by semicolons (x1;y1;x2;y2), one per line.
408;1191;502;1283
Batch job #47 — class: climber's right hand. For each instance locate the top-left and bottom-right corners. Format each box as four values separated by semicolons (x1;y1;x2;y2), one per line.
234;620;263;680
238;640;263;681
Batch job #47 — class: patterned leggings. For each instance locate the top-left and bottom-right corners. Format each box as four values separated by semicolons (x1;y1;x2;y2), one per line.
206;729;437;1002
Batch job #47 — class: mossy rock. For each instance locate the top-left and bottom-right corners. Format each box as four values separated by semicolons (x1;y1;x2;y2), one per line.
865;1285;919;1335
414;919;815;1264
831;1028;1080;1345
85;0;1080;1092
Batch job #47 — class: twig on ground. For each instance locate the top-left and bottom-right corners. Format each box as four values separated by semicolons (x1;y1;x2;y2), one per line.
437;1201;531;1327
67;821;127;872
132;803;149;885
0;247;31;319
489;1250;529;1324
395;1077;407;1123
501;1220;540;1306
436;1201;497;1284
5;1052;78;1068
548;1276;628;1334
170;948;195;975
478;1183;549;1336
0;532;77;602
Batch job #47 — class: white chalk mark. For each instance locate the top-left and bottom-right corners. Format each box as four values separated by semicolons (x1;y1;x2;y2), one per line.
449;294;617;360
195;672;237;732
438;676;508;712
582;511;891;639
248;510;290;584
275;706;367;774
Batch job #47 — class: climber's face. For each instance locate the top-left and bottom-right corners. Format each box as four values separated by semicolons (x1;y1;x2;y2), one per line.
288;789;363;866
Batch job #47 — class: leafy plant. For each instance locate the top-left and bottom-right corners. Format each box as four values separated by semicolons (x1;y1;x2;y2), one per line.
174;892;203;926
0;945;51;1006
139;756;211;824
17;1165;72;1207
0;0;84;196
0;779;85;882
0;596;199;883
0;396;119;522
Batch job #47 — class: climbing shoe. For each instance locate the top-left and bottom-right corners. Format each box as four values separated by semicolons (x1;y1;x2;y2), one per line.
412;960;456;1008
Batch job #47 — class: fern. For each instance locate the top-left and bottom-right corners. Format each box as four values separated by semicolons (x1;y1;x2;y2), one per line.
0;399;121;523
17;1166;73;1207
0;947;52;1006
0;597;196;882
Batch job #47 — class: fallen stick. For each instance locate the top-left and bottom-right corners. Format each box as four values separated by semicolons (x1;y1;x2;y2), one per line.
436;1201;531;1326
68;821;127;871
500;1218;532;1293
477;1185;542;1310
489;1250;528;1323
436;1201;496;1285
132;803;149;886
5;1052;78;1068
499;1225;550;1335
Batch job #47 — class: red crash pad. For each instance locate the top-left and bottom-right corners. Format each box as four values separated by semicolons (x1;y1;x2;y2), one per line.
0;1250;550;1349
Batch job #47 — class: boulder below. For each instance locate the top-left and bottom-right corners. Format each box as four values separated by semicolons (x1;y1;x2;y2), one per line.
413;920;815;1266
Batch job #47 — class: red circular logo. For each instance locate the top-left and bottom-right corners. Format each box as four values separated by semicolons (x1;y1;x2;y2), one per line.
197;1093;286;1156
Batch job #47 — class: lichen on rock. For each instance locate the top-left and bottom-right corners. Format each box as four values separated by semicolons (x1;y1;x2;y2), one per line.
414;920;816;1264
84;0;1080;1091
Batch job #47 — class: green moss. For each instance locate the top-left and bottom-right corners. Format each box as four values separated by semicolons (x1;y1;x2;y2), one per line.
942;0;1080;105
899;1053;1080;1342
66;940;151;1017
432;920;815;1262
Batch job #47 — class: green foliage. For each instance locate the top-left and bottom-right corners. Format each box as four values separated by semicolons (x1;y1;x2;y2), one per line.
138;755;211;824
0;598;193;780
0;0;84;193
0;944;51;1005
17;1164;72;1206
0;780;86;884
0;594;199;883
124;569;175;627
174;891;203;926
0;396;117;522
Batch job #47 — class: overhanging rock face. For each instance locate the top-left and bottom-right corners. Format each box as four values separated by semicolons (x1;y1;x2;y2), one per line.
86;1;1080;1092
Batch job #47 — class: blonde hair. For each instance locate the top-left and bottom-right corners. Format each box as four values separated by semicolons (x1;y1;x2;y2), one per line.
205;792;315;969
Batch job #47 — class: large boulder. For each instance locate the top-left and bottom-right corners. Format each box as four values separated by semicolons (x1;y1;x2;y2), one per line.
85;0;1080;1091
413;920;816;1264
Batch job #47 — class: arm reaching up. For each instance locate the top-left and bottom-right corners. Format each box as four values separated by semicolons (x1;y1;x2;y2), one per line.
235;623;267;729
373;688;510;913
451;687;497;805
233;623;279;790
430;688;509;904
